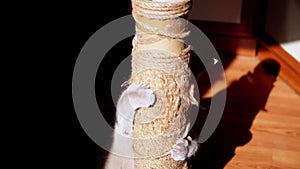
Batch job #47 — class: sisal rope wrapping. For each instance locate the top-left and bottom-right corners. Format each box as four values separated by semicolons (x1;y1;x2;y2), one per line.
130;0;196;168
132;0;191;19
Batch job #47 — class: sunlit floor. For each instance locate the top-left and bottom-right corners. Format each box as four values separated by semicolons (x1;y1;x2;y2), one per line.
189;56;300;169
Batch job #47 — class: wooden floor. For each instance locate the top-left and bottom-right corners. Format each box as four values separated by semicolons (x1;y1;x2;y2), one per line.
189;56;300;169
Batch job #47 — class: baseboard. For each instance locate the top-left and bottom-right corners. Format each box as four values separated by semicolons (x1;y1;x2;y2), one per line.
257;34;300;94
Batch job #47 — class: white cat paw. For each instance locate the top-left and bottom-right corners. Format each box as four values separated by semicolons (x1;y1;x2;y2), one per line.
128;83;155;110
171;136;198;161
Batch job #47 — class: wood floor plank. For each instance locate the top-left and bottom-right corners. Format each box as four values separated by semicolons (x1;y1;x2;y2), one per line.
191;56;300;169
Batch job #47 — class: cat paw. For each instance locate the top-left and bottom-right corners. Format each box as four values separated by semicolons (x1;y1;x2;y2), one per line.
171;136;198;161
127;83;155;110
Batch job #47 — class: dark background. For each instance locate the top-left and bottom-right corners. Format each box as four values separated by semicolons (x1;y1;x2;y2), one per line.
60;1;131;169
17;1;133;169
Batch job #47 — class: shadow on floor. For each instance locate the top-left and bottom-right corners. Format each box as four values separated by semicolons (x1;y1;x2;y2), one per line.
188;59;280;169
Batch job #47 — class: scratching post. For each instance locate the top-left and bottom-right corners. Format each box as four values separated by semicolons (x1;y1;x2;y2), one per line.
129;0;197;168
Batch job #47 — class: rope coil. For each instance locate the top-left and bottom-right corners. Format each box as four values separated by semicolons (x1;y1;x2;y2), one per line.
132;0;191;19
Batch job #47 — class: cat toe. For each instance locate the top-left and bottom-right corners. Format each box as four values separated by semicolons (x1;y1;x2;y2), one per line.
171;137;198;161
171;138;189;161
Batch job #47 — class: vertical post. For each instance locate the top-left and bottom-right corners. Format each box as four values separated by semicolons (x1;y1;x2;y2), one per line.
130;0;196;168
